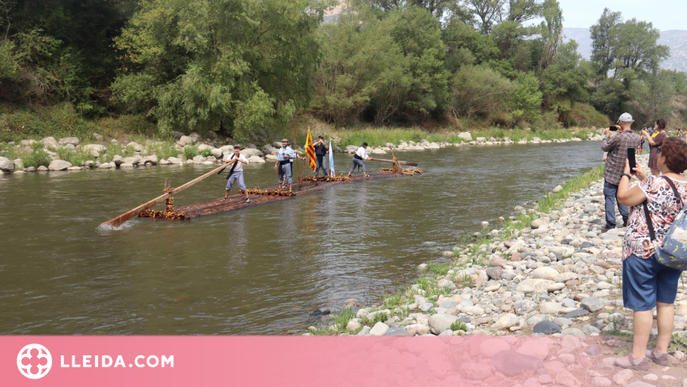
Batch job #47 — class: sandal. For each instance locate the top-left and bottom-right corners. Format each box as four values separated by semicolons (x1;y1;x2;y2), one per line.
613;354;649;371
646;349;670;366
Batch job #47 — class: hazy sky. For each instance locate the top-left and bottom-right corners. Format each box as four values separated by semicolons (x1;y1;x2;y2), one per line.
557;0;684;30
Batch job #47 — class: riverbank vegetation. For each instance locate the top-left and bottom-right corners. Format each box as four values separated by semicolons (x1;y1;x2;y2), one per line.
1;1;685;145
311;163;606;335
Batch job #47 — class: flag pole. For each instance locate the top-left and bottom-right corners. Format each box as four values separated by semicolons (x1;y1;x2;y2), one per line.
293;124;302;189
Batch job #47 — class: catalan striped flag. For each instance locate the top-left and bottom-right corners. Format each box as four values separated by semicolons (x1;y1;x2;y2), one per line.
304;127;317;172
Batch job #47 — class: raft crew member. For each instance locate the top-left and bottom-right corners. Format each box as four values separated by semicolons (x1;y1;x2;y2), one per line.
314;136;329;176
348;142;370;178
223;145;250;203
275;139;295;192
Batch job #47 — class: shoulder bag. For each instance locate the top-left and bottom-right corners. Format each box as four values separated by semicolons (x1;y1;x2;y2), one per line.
643;176;687;270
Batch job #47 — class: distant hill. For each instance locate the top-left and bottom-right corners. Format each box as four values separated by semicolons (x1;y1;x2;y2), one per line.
563;27;687;73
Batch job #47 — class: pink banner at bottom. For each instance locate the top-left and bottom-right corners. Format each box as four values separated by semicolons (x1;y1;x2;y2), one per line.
1;336;683;386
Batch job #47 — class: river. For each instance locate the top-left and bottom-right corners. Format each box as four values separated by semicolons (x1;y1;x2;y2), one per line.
0;141;603;335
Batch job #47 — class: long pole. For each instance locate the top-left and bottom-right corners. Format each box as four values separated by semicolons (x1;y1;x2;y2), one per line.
100;163;228;228
293;124;302;189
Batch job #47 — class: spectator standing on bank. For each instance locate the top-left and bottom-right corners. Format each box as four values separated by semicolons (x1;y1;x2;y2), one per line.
614;137;687;370
643;119;667;176
601;112;642;231
313;136;329;176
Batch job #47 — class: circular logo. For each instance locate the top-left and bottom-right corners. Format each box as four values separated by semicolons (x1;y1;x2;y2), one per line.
17;344;52;379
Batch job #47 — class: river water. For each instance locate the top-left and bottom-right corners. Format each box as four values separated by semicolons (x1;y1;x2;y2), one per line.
0;141;603;335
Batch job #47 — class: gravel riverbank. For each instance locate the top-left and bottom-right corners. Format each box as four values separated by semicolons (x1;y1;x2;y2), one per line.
313;154;687;341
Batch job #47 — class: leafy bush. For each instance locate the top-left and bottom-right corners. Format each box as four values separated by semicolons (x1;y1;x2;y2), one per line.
200;148;213;157
449;65;516;120
183;146;199;160
56;147;90;166
22;148;51;168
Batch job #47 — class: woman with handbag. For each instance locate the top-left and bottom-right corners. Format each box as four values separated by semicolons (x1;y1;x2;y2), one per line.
614;137;687;370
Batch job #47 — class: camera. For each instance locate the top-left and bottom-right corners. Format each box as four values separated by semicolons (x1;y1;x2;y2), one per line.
609;125;618;132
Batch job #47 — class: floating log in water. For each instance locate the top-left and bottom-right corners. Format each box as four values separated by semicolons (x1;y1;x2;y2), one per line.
140;171;419;221
368;157;418;167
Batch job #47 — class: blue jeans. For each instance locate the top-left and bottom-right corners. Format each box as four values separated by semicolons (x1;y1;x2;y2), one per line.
315;155;328;176
604;180;629;228
350;158;365;173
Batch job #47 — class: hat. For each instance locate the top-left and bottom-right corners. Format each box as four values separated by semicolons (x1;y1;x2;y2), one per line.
617;112;634;123
281;138;289;142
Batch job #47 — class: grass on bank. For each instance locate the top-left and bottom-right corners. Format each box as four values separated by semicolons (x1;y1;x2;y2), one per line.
311;163;606;335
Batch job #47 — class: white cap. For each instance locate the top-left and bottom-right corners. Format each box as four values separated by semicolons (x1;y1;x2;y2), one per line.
617;112;634;123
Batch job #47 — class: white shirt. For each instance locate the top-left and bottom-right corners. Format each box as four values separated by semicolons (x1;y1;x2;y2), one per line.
225;154;249;172
355;147;369;160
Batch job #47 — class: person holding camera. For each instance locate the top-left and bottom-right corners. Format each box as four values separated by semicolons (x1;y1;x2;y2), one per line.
313;136;329;176
601;113;642;231
613;137;687;370
642;118;667;176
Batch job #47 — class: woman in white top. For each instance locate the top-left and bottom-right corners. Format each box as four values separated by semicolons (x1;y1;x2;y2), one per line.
347;142;370;178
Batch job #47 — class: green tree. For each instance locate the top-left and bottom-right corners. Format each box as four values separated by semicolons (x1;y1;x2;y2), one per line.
113;0;328;140
537;0;563;70
311;8;403;126
388;5;448;123
509;71;542;121
590;8;621;79
0;0;133;112
540;41;590;112
609;19;669;79
449;64;515;119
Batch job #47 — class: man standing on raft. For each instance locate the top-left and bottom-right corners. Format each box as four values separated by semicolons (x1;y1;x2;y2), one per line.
223;145;250;203
275;139;295;192
348;142;370;178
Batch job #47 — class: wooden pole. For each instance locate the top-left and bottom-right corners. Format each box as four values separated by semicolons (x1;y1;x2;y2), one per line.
293;124;302;189
100;163;229;228
367;157;419;167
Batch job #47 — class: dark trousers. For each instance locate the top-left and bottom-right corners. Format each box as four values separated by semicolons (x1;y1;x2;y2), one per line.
604;180;629;228
315;155;328;175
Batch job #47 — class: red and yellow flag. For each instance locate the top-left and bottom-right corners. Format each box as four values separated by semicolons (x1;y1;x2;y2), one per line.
304;127;317;172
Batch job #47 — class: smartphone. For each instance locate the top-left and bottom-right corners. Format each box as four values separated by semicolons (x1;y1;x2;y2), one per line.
610;125;619;132
627;148;636;173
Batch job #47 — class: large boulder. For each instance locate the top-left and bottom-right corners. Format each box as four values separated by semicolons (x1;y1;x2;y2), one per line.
197;144;214;152
211;148;223;159
42;137;59;149
0;157;15;172
242;148;264;157
458;132;472;141
142;155;158;165
58;137;79;146
127;141;143;152
48;160;72;171
428;313;458;334
84;144;107;158
178;135;195;146
247;156;265;164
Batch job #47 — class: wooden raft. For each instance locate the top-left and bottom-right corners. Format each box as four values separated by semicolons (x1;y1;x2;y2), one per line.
144;171;415;220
